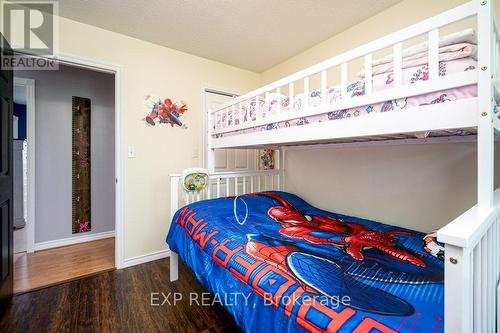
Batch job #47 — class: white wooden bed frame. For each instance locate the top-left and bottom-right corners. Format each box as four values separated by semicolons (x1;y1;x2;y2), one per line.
169;1;500;332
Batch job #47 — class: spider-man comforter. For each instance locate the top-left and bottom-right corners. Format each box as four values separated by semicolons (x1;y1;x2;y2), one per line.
166;191;444;333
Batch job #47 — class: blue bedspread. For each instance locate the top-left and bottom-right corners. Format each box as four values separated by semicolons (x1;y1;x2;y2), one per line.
166;191;444;333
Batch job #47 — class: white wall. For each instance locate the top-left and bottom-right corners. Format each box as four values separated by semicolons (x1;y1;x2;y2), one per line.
15;65;115;243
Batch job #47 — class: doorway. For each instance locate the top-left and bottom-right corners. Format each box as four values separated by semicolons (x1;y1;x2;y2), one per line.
203;89;258;172
12;78;33;256
12;62;118;294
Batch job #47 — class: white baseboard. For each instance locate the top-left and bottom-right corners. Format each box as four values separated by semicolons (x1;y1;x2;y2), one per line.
122;248;171;269
14;227;27;253
34;230;115;251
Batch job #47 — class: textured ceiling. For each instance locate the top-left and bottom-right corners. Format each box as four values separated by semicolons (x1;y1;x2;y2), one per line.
58;0;402;72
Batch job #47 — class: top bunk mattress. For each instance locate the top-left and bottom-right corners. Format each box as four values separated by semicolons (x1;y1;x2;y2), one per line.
166;191;444;333
215;29;478;140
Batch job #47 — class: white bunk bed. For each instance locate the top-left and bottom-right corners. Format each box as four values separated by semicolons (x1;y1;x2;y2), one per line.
169;1;500;332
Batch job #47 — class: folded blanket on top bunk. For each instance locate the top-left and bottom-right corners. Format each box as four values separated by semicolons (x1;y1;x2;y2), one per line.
166;191;444;333
216;29;477;139
359;28;477;77
364;28;477;71
362;42;476;77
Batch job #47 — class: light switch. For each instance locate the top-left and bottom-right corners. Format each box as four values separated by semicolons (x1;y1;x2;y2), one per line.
128;146;136;158
192;148;199;158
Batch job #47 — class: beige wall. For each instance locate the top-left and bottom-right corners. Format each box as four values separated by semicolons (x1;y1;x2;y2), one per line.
262;0;477;84
263;0;499;232
285;144;500;232
56;17;260;260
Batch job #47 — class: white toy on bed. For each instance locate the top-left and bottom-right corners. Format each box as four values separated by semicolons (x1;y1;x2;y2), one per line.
181;168;209;192
181;168;209;202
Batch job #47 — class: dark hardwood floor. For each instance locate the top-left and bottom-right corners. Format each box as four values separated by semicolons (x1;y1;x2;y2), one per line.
0;258;241;333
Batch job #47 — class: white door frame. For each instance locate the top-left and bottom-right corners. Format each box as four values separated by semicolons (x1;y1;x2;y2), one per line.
13;77;35;253
201;86;241;169
16;53;124;268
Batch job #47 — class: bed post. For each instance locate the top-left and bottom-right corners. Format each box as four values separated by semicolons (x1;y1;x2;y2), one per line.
441;1;496;331
443;244;473;332
477;0;495;215
169;174;180;282
278;148;285;191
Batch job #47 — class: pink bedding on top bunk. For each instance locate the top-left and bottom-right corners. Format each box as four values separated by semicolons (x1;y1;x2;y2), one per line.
215;30;478;139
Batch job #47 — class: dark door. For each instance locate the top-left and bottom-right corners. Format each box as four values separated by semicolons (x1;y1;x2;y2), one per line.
0;34;14;308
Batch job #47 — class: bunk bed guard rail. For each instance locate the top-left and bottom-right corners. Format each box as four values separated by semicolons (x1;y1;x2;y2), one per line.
208;1;498;150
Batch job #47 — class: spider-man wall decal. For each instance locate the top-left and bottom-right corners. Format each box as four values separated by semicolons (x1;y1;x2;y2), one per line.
236;192;440;316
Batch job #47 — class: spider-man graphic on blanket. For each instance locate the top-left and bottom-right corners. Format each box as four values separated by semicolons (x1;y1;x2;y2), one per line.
166;191;444;333
247;192;426;267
